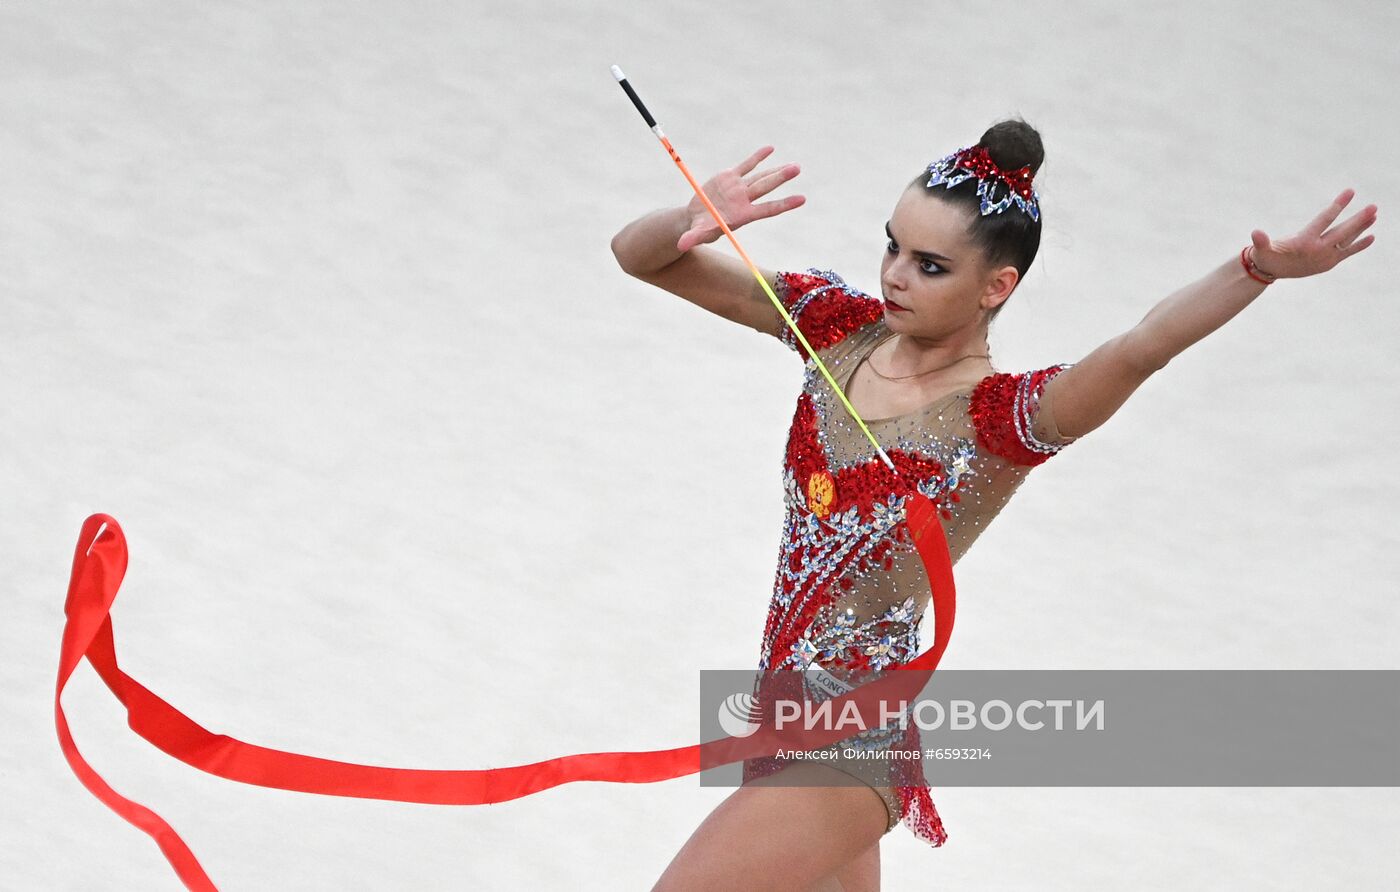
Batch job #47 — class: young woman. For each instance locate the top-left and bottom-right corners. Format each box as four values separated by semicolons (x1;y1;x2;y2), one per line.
611;120;1376;891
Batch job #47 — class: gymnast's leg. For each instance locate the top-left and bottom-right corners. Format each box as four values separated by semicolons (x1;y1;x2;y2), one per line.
820;839;881;892
650;761;889;892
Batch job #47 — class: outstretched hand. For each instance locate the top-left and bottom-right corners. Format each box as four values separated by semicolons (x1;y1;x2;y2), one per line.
676;145;806;253
1250;189;1378;279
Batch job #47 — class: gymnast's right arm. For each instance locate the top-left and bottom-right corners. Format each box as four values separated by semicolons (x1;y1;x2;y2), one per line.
609;145;806;337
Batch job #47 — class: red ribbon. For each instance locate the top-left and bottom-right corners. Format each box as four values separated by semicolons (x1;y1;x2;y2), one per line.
56;496;956;889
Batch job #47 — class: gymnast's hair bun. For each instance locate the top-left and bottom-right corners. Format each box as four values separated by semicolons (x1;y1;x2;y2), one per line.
976;118;1045;179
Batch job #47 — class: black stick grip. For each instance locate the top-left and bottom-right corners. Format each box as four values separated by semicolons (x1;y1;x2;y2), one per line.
616;76;657;129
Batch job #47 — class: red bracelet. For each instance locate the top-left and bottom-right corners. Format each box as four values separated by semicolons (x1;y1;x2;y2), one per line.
1240;246;1277;284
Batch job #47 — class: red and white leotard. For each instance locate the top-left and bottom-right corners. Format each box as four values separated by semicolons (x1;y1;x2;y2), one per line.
742;267;1079;847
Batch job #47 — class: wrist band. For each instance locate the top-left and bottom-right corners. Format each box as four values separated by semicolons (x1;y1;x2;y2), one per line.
1240;246;1277;284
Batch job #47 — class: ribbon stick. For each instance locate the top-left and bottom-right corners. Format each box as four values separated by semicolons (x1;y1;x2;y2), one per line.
53;66;959;891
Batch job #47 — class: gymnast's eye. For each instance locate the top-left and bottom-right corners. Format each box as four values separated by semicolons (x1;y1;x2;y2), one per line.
885;239;898;253
918;258;944;275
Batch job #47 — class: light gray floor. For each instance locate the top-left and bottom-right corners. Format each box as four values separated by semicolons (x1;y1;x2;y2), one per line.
4;1;1398;889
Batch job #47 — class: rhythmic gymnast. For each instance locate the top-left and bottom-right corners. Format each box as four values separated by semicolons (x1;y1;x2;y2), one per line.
610;120;1377;891
54;108;1377;891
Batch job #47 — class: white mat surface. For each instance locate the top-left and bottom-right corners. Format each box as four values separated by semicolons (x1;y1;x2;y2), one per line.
4;1;1397;889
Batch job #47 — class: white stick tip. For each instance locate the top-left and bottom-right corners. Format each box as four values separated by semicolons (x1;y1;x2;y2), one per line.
610;64;626;82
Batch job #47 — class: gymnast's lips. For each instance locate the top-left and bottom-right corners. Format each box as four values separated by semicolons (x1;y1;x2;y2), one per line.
883;297;908;311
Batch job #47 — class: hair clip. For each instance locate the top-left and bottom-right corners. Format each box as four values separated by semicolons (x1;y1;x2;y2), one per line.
925;145;1041;222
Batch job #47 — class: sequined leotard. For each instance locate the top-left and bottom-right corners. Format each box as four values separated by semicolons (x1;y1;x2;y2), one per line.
740;268;1079;847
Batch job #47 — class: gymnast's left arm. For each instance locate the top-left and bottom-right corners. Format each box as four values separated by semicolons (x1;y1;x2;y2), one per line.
1036;188;1378;440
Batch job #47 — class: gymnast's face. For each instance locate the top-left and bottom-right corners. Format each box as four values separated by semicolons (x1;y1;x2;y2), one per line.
879;185;1017;337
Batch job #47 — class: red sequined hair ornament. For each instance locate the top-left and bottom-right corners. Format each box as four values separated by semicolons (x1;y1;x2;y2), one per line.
924;144;1041;222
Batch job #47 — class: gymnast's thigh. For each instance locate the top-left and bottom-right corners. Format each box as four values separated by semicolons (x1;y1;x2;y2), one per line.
650;761;890;892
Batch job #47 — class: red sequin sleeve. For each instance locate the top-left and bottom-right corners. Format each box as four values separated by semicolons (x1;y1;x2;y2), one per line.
968;364;1079;467
771;268;884;362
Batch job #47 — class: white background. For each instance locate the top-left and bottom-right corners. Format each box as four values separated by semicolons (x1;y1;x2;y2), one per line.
4;1;1398;889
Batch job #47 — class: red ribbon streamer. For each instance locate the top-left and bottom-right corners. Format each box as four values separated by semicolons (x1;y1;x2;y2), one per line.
56;495;955;889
